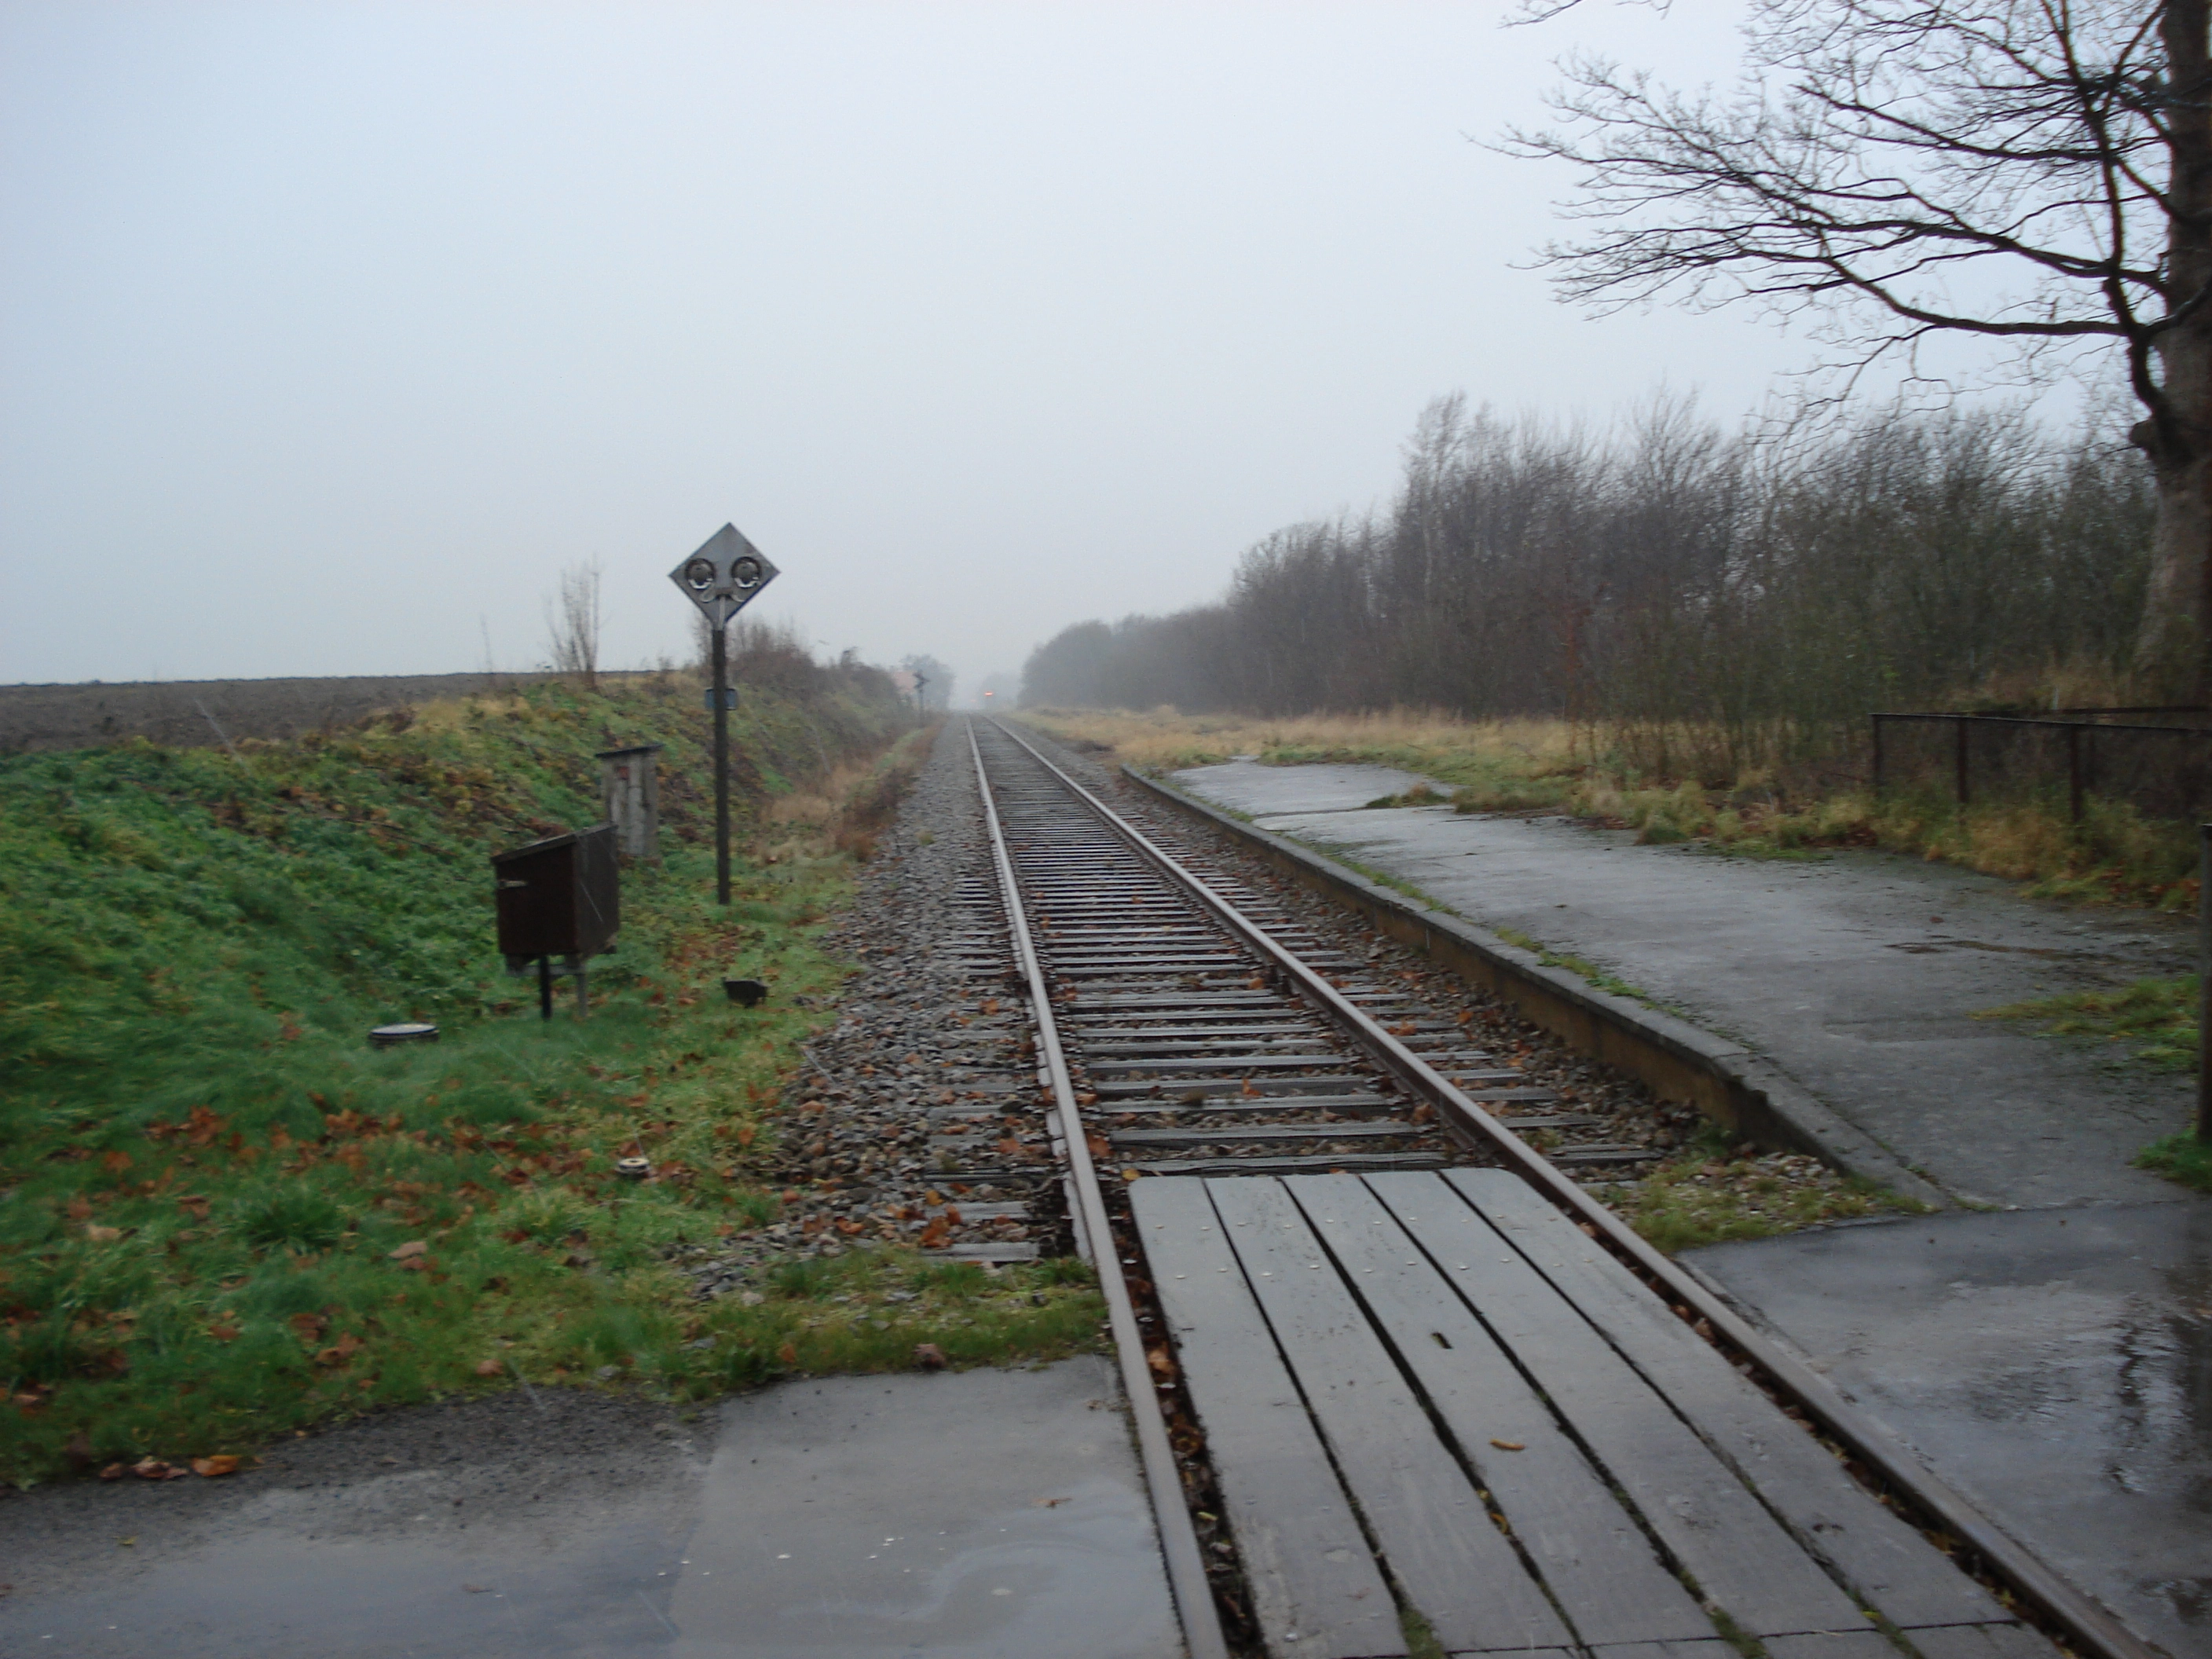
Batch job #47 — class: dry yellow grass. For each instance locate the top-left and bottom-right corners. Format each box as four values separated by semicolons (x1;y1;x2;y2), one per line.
764;756;888;830
1020;706;1577;777
1016;705;2198;908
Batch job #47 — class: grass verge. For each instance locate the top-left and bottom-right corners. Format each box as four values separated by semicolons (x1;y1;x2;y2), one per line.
2135;1132;2212;1192
1;689;1097;1488
1022;708;2202;910
1490;926;1661;1008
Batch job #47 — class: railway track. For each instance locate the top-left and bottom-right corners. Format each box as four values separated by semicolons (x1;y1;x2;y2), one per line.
961;716;2155;1659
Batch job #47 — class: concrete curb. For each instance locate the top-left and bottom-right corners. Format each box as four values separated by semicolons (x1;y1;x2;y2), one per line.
1123;765;1952;1212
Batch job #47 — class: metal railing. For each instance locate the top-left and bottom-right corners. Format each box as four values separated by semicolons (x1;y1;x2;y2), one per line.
1870;709;2212;822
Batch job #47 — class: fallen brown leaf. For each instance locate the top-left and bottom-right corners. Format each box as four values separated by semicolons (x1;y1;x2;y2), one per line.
775;1341;799;1365
913;1342;947;1371
1489;1438;1525;1452
191;1456;240;1478
207;1322;240;1343
130;1458;174;1481
83;1224;123;1243
388;1240;429;1261
97;1463;126;1481
474;1359;504;1377
289;1312;328;1342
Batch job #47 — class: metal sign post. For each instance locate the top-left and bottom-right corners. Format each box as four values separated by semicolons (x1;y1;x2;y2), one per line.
2200;824;2210;1141
912;672;928;723
668;525;780;905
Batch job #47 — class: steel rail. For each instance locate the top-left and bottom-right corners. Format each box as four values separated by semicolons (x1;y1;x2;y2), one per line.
984;716;2159;1659
965;724;1229;1659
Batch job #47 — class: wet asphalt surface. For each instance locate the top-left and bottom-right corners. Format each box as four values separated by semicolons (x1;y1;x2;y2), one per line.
0;1357;1176;1658
1173;758;2196;1208
1690;1206;2212;1659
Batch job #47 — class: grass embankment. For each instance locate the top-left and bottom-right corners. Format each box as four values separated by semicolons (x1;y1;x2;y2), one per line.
2;683;1100;1487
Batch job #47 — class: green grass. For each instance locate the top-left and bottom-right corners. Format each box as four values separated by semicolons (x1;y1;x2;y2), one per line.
2136;1131;2212;1192
1278;833;1437;908
1596;1128;1916;1254
1492;927;1661;1008
0;680;1104;1487
1975;975;2199;1071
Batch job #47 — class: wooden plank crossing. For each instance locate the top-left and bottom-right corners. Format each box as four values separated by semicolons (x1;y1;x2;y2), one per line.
1130;1170;2060;1659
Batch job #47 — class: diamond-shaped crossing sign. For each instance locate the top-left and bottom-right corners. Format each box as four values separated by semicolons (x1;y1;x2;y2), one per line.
669;525;779;629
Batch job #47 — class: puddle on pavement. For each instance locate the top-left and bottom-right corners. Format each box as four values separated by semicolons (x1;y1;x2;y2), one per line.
0;1356;1181;1659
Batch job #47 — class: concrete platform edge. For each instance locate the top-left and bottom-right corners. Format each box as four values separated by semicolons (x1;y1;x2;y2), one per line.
1122;765;1952;1213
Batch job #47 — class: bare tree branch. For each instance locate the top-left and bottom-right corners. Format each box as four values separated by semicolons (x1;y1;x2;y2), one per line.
1502;0;2212;687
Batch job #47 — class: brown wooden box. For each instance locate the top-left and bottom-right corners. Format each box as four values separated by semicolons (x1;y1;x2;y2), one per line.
492;824;620;964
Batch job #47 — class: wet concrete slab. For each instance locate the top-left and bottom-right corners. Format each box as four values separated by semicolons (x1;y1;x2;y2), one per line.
1688;1207;2212;1659
1171;760;2195;1208
0;1357;1181;1658
668;1359;1178;1658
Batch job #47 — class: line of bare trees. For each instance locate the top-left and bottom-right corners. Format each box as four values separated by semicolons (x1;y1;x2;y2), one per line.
1020;394;2155;781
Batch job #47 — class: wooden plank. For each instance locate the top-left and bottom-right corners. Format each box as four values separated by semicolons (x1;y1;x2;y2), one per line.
1363;1171;1866;1639
1111;1123;1423;1146
1129;1152;1450;1177
1130;1177;1405;1659
1441;1170;2011;1632
1904;1624;2065;1659
1207;1178;1574;1656
1280;1173;1716;1647
1765;1634;1901;1659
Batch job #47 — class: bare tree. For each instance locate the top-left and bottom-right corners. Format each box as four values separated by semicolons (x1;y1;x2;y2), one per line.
1503;0;2212;692
546;560;602;690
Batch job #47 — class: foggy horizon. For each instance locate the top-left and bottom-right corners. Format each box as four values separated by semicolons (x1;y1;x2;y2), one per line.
3;2;2052;705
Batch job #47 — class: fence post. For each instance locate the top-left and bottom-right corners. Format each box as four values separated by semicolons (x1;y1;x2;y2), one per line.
2067;724;2084;824
1954;716;1970;807
1870;716;1884;793
2200;825;2210;1142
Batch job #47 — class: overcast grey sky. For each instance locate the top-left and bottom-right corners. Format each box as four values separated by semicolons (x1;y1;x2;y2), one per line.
3;0;1973;699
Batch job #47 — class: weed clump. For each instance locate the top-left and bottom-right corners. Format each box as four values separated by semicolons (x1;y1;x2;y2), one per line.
1976;975;2199;1071
1598;1129;1918;1254
2136;1132;2212;1192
